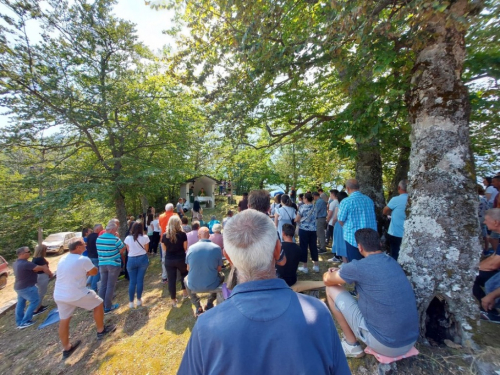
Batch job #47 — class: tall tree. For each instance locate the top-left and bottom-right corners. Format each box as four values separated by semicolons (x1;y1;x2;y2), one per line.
0;0;202;236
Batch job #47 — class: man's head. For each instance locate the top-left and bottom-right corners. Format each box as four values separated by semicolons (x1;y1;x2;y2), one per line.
181;216;189;225
354;228;381;255
106;221;118;234
224;209;280;283
178;198;183;202
68;237;86;254
242;192;248;199
210;215;217;221
248;189;271;214
198;227;210;239
226;210;233;217
93;224;103;233
192;221;201;230
398;179;408;193
16;246;31;259
485;209;500;232
318;188;324;194
312;192;320;201
165;203;174;212
345;179;360;193
281;224;295;242
492;176;500;189
298;193;304;202
330;189;339;199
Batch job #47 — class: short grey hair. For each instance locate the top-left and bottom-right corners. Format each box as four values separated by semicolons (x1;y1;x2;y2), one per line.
398;179;408;191
223;209;278;282
106;222;117;231
16;246;29;256
94;223;103;231
69;237;84;251
212;223;222;233
346;179;360;190
165;203;174;212
486;208;500;222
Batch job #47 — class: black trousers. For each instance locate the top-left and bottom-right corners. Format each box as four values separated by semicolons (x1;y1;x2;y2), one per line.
165;258;188;300
387;234;403;261
150;232;160;254
473;270;498;303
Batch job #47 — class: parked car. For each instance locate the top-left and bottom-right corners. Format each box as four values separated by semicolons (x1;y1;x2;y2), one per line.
42;232;76;255
0;256;8;290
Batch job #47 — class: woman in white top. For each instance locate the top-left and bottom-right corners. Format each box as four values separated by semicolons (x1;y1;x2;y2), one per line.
124;222;150;308
275;194;297;241
149;213;161;255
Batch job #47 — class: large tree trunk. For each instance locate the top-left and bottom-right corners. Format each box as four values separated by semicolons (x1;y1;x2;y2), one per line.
114;187;128;240
400;0;480;346
355;137;386;233
388;145;411;201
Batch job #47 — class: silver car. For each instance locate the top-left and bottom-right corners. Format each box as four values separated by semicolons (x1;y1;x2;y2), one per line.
42;232;76;255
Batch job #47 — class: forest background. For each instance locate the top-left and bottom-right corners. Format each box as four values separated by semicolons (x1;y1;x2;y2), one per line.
0;0;498;262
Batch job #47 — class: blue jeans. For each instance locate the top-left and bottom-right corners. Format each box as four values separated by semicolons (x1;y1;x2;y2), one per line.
15;285;40;326
89;258;100;292
126;254;149;302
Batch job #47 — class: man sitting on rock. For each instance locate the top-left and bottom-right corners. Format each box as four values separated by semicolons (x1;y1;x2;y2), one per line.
185;227;224;317
323;228;419;358
179;209;350;374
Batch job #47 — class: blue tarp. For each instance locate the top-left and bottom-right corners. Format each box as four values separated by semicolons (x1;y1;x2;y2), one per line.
38;308;60;329
270;190;285;197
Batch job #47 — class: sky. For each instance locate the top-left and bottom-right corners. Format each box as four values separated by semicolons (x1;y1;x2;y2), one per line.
0;0;175;128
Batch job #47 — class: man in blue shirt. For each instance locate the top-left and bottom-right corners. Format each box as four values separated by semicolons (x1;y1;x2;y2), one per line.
337;179;377;262
383;180;409;261
185;227;224;317
314;191;328;254
323;228;419;358
178;209;351;375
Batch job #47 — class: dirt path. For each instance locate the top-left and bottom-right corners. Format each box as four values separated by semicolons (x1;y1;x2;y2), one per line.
0;253;66;307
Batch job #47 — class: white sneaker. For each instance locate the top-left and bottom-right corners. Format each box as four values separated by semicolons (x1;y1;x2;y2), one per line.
341;340;365;358
136;299;142;306
128;302;134;309
298;266;309;274
313;265;320;273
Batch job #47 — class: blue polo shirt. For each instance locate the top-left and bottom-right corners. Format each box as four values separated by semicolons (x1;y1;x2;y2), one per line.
315;198;327;218
387;193;408;238
178;278;351;375
186;239;222;292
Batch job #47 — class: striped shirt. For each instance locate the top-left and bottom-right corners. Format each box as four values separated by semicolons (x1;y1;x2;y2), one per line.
96;232;125;267
337;191;377;247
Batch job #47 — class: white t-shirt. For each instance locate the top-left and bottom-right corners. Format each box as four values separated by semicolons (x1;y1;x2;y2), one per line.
328;200;339;226
54;253;95;302
124;235;150;257
486;186;498;206
152;219;160;232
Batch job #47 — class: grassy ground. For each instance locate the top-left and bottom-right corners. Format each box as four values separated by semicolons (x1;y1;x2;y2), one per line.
0;195;499;374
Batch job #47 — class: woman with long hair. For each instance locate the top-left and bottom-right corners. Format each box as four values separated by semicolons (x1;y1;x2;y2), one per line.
124;222;150;308
295;192;319;273
328;191;349;264
192;200;203;222
275;194;297;241
161;215;189;306
32;244;53;315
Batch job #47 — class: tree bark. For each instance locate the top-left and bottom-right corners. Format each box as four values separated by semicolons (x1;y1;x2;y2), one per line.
388;146;410;201
114;187;128;240
355;137;386;232
401;0;480;346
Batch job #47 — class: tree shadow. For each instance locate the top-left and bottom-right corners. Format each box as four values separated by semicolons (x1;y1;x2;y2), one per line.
164;298;194;335
122;306;150;336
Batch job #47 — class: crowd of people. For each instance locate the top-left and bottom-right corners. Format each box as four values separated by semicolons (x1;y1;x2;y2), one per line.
12;174;499;371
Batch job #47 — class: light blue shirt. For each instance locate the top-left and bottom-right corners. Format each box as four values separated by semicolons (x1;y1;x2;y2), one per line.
337;191;377;247
186;239;222;292
315;198;327;218
387;193;408;238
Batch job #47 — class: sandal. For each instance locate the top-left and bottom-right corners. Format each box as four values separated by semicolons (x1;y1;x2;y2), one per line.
62;340;81;359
